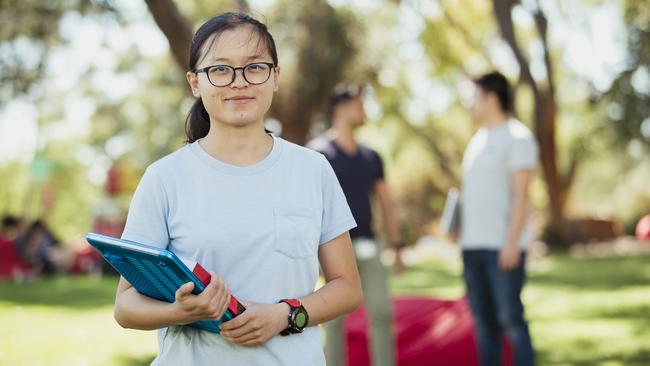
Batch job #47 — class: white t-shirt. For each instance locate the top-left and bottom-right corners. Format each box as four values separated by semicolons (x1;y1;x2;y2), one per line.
460;119;539;250
121;134;356;366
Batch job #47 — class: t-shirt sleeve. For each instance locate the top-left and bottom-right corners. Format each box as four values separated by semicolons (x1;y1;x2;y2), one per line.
318;155;357;245
120;166;170;249
507;135;539;172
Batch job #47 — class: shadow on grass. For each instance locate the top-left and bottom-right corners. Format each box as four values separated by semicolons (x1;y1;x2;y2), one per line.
0;275;120;308
112;354;156;366
393;254;650;295
537;346;650;366
588;304;650;337
528;255;650;291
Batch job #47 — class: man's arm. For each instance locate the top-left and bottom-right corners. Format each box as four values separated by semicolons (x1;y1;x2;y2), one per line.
374;179;406;273
499;168;534;271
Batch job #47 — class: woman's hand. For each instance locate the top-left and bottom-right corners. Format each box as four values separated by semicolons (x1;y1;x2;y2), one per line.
220;301;290;346
172;272;232;325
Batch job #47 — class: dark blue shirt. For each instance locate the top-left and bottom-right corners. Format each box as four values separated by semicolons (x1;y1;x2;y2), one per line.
309;136;384;239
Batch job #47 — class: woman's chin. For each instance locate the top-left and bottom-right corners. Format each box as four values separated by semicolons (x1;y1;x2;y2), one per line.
224;116;263;129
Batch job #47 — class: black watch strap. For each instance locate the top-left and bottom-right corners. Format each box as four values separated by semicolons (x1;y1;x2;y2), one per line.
278;298;309;336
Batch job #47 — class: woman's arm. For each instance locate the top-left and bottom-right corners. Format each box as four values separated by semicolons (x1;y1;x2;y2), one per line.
114;272;232;330
303;231;363;323
220;232;362;346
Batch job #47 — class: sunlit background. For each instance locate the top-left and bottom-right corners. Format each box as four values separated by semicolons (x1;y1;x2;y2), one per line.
1;0;649;365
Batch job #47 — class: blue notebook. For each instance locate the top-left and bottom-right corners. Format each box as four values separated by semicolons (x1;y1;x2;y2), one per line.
86;232;245;334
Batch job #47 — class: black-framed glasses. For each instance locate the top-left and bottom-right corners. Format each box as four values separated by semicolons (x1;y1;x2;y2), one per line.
193;62;276;87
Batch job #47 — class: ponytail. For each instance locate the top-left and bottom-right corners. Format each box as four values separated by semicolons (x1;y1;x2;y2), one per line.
185;98;210;143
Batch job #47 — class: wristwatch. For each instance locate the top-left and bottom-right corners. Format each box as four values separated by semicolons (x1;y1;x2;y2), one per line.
278;298;309;336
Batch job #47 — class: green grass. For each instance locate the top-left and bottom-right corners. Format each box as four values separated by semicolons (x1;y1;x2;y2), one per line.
390;254;650;366
1;254;649;365
0;276;157;366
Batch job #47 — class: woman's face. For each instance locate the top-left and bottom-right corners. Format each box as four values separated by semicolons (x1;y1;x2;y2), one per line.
187;26;280;129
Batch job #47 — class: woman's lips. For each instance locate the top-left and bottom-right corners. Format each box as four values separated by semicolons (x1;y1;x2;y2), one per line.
225;96;255;104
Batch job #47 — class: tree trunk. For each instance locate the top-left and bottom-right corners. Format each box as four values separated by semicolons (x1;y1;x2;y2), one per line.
274;103;313;146
534;91;565;222
492;0;569;226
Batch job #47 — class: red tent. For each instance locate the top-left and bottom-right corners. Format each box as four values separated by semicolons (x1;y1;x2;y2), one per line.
345;297;513;366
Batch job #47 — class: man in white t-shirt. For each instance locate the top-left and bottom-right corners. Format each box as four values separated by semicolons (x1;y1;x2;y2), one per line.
461;72;538;366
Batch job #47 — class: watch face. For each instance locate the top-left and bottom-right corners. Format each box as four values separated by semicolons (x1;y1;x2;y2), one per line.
295;311;308;328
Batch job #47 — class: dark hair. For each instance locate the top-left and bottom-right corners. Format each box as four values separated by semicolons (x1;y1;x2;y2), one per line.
326;83;364;122
2;215;19;230
185;12;279;143
17;219;59;247
474;71;513;113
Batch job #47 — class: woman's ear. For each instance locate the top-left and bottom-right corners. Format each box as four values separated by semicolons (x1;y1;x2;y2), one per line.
186;71;201;98
273;65;281;92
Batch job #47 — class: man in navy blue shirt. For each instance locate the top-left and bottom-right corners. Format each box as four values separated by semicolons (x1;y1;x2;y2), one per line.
309;83;404;366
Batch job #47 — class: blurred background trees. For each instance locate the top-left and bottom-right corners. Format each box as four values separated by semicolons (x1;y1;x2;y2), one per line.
1;0;648;246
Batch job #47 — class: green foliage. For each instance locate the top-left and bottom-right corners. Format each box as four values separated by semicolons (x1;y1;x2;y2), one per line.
0;0;118;105
1;0;648;243
602;0;650;150
0;162;30;215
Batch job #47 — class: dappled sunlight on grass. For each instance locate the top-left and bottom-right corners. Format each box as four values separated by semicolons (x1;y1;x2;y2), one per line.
388;253;650;365
0;276;158;366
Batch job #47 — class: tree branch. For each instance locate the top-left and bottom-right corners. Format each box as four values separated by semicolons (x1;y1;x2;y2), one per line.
399;119;459;185
532;0;555;94
492;0;538;94
143;0;193;71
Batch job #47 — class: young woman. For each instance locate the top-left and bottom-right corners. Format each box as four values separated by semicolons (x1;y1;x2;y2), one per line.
113;12;363;366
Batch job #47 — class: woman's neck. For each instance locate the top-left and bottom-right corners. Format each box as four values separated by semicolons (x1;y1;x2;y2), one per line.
200;120;273;167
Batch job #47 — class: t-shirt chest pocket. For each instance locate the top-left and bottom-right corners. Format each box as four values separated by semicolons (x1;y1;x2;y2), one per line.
273;206;319;259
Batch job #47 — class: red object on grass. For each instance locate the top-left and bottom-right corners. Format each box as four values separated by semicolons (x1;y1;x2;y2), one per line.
636;214;650;242
69;244;103;274
345;297;513;366
0;236;32;280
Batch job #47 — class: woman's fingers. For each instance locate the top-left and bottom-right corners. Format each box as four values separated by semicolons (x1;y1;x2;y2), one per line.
175;282;195;301
198;273;228;313
200;272;222;298
220;309;251;332
222;317;258;339
229;332;262;346
208;285;231;320
221;305;278;346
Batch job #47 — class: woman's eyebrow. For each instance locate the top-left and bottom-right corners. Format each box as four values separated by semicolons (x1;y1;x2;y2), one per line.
213;55;266;63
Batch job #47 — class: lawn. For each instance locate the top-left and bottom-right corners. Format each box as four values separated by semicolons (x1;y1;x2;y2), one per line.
1;253;649;365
